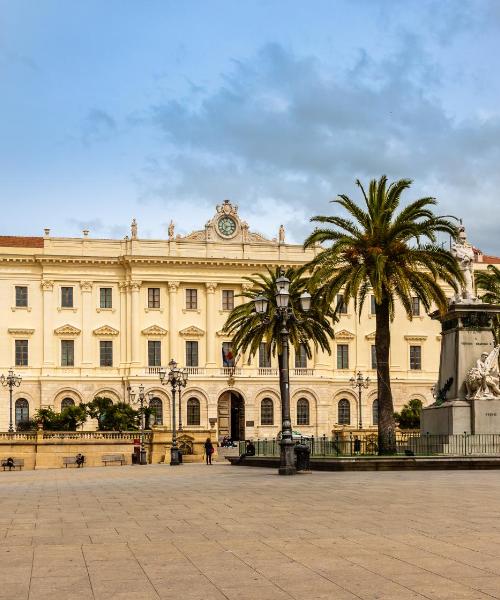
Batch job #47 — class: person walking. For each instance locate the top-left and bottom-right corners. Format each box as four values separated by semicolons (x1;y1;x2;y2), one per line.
204;438;214;465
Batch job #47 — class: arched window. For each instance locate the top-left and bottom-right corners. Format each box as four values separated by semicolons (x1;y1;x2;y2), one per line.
297;398;310;425
149;397;163;425
187;397;200;426
61;397;75;410
15;398;29;426
372;399;379;426
338;399;350;425
261;398;274;425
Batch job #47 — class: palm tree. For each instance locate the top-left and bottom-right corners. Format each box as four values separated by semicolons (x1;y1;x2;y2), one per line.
223;265;336;406
475;265;500;344
304;176;462;454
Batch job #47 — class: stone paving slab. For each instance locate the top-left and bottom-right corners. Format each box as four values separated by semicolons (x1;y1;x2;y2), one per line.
0;464;500;599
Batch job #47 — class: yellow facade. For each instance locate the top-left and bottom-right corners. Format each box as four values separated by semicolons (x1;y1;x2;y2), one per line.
0;200;497;438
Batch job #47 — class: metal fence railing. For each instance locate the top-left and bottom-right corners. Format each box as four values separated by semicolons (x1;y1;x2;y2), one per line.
239;433;500;457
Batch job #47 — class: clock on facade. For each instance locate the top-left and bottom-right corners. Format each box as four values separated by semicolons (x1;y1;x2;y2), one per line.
218;216;237;237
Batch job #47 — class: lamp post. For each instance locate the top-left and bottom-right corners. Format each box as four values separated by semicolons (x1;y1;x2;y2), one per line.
0;369;22;433
127;384;153;465
350;371;370;429
159;359;188;466
254;272;311;476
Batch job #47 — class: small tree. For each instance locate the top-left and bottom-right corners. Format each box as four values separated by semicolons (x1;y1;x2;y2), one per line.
394;399;423;429
86;397;139;431
34;405;87;431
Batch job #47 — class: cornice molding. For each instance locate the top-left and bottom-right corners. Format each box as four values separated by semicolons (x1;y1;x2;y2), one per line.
141;325;168;336
179;326;205;337
335;329;356;340
54;324;81;336
8;328;35;336
93;325;119;336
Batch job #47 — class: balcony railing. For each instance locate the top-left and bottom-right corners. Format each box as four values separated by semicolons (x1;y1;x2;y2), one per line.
258;368;278;376
220;367;242;376
293;368;314;376
146;367;162;375
185;367;205;375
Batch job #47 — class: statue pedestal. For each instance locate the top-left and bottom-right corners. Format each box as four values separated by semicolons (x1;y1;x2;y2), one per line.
421;302;500;435
471;398;500;434
420;400;471;435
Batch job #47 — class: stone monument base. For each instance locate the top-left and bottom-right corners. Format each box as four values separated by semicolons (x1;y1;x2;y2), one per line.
421;400;471;435
471;398;500;434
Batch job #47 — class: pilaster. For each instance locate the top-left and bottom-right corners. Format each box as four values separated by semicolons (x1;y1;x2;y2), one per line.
41;280;54;369
80;281;93;370
168;281;180;363
130;281;141;366
205;282;218;367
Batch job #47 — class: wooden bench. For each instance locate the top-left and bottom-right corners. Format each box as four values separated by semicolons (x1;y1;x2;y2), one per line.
102;453;125;466
1;458;24;471
63;456;86;468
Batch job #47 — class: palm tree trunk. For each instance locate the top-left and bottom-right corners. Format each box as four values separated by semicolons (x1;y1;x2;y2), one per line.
375;296;396;454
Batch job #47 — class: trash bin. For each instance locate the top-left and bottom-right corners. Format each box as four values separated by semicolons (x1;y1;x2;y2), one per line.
294;443;311;471
178;450;183;464
132;451;139;465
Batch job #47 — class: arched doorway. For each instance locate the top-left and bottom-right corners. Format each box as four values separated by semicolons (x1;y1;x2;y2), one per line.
217;391;245;441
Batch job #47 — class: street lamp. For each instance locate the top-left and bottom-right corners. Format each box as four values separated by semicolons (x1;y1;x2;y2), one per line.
127;384;153;465
159;359;188;466
254;270;311;476
350;371;370;429
0;369;22;432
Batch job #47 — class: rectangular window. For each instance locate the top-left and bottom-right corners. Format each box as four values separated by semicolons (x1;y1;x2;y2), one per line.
61;340;74;366
100;287;112;309
411;297;420;316
337;344;349;369
186;288;198;310
15;340;28;366
100;340;113;367
186;341;199;367
148;341;161;366
371;345;377;370
370;295;376;315
410;345;422;370
336;294;348;315
259;342;271;368
148;288;160;309
15;286;28;307
222;289;234;311
61;286;74;308
222;341;234;367
295;343;307;369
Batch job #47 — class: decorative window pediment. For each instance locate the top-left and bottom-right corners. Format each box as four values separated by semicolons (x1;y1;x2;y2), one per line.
54;324;81;336
365;331;376;340
93;325;119;336
8;328;35;336
335;329;355;340
179;326;205;337
216;329;230;337
404;334;428;342
142;325;168;336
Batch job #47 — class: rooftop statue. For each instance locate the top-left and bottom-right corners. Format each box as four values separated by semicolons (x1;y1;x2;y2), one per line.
131;218;138;240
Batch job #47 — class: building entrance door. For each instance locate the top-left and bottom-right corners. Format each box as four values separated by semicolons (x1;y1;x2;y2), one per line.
217;391;245;441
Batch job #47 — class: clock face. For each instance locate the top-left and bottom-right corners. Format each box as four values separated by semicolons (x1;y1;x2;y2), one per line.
218;216;237;237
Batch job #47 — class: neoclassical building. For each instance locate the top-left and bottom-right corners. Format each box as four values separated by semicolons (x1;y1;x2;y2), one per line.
1;200;498;438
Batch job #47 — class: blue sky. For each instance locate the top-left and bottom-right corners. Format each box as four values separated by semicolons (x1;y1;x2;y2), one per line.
1;0;500;251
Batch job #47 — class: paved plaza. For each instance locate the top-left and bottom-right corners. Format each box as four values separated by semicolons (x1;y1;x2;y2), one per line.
0;464;500;599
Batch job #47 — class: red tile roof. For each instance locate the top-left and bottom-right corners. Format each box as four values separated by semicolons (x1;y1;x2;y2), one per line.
482;254;500;264
0;236;44;248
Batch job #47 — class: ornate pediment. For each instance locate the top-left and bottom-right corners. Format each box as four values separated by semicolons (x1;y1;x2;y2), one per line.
179;326;205;337
404;334;428;342
142;325;168;336
8;328;35;336
178;200;274;244
93;325;119;336
335;329;355;340
54;324;81;336
365;331;376;340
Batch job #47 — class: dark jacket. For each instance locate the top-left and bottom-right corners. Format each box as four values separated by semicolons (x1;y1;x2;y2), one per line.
204;440;214;453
